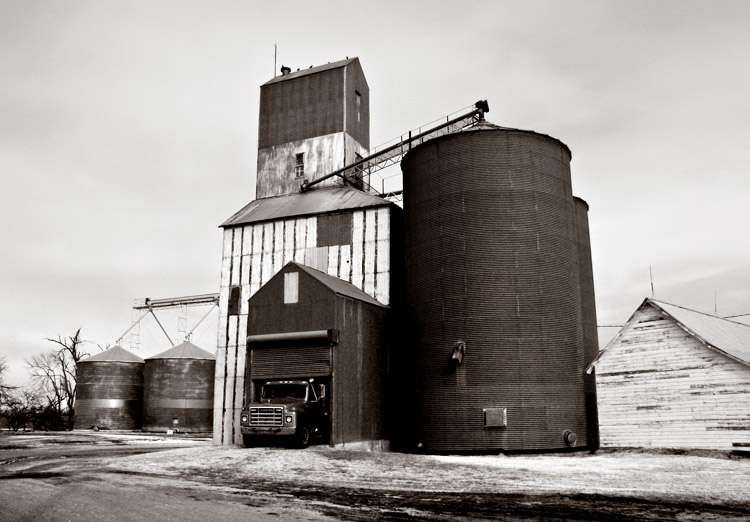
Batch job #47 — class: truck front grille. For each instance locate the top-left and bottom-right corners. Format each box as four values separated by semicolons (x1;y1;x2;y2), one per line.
249;407;283;427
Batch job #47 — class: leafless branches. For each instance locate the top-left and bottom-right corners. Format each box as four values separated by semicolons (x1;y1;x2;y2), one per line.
26;328;89;430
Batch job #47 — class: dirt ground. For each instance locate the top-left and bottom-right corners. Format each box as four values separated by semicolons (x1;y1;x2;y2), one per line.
2;432;750;521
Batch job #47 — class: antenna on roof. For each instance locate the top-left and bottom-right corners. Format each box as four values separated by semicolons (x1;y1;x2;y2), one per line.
274;43;278;77
649;266;655;297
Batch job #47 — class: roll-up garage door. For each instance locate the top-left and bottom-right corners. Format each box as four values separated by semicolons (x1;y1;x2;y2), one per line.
250;345;332;379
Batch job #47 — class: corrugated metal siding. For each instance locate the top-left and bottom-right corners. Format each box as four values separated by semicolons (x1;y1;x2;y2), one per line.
597;304;750;450
259;66;345;149
402;127;587;452
331;298;387;445
250;346;331;379
75;361;144;430
142;358;215;433
574;197;600;448
214;208;395;446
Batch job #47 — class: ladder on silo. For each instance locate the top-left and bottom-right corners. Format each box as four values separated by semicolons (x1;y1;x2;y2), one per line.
300;100;489;196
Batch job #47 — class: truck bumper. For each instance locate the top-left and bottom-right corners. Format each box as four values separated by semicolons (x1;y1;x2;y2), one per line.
241;426;296;436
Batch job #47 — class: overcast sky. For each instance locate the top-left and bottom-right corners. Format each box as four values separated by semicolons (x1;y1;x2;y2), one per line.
2;0;749;385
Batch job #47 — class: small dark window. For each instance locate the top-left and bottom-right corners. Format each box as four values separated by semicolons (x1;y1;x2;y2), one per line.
228;285;241;316
355;90;361;123
317;213;353;247
295;153;305;178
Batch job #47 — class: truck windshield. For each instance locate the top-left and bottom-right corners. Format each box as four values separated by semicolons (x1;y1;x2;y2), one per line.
261;384;307;400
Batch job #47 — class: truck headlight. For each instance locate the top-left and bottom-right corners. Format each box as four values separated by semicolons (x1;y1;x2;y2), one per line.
285;415;293;424
241;414;248;423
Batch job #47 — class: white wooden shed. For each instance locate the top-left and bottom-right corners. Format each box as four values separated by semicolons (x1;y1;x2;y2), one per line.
589;298;750;450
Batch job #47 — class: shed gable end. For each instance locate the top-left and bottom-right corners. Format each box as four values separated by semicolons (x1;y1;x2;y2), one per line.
596;303;750;450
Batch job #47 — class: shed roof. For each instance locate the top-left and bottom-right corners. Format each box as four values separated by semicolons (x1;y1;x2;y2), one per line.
79;345;144;364
262;57;358;86
590;298;750;371
289;262;386;308
146;341;215;361
221;187;392;228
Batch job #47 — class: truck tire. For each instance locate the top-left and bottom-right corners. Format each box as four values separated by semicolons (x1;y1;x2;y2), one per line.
242;435;255;448
295;425;311;448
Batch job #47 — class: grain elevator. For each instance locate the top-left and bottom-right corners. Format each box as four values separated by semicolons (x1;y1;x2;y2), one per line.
215;57;599;452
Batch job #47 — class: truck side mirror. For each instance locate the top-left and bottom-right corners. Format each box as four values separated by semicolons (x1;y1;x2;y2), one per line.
318;384;326;399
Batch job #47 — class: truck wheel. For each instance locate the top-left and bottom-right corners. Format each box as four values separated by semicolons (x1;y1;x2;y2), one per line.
296;426;311;448
242;435;255;448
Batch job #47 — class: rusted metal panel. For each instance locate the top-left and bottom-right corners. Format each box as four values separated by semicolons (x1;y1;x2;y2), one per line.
595;302;750;450
402;125;587;452
222;187;391;228
258;58;369;148
216;205;399;445
246;262;387;446
75;353;144;430
574;197;600;449
317;212;353;248
258;63;346;149
143;353;215;433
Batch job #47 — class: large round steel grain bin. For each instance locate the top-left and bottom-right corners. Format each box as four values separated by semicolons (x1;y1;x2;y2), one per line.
142;341;215;433
574;196;600;449
401;122;587;452
75;346;144;430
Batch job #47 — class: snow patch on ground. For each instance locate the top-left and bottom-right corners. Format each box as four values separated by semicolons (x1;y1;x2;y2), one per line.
106;445;750;505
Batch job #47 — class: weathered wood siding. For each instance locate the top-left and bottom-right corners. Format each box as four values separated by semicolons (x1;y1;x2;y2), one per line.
597;304;750;450
214;206;392;445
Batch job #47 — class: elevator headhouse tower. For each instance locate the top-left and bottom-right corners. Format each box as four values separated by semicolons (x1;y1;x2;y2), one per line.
256;58;370;198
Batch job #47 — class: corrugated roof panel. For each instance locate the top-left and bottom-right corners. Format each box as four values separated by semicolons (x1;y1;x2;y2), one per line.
262;58;357;86
291;262;386;308
650;299;750;366
79;345;144;364
146;341;216;360
221;187;392;227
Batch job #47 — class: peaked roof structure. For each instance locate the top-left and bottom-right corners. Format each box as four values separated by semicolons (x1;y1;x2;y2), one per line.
262;57;360;86
590;298;750;370
146;341;215;360
221;187;392;228
79;345;144;364
288;262;386;308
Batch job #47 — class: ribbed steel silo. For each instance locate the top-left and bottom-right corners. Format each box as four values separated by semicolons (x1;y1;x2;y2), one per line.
574;196;600;449
401;121;588;452
142;341;215;433
75;345;144;430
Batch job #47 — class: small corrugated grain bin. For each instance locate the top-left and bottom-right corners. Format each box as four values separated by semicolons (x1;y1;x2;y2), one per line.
142;341;215;433
75;345;145;430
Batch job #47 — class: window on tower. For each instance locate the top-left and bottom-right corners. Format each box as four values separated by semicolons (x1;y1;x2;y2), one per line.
295;153;305;178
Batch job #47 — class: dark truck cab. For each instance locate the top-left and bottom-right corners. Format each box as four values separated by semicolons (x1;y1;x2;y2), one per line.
240;379;327;448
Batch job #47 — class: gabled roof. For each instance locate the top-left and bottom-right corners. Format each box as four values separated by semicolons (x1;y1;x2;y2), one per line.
146;341;215;361
648;299;750;366
589;298;750;371
79;345;144;364
262;57;359;87
288;262;386;308
221;187;392;228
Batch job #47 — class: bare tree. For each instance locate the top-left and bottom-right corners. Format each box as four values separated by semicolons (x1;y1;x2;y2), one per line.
0;356;11;400
27;328;89;430
1;387;42;431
